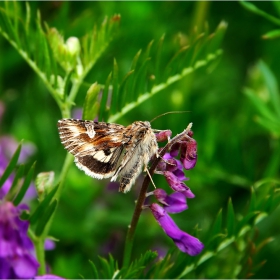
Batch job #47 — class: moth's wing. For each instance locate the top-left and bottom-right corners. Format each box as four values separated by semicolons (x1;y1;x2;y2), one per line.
57;119;127;179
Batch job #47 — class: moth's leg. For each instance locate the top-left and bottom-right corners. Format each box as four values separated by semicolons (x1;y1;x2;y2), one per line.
158;156;176;166
144;166;156;189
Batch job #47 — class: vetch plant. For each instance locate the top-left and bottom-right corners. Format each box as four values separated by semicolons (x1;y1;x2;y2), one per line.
6;2;279;279
123;123;203;266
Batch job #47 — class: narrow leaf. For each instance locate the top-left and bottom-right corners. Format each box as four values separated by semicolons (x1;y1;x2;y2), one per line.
89;260;99;279
35;199;57;236
14;162;36;206
29;184;59;225
99;72;112;121
262;29;280;40
111;58;119;114
240;1;280;26
98;256;111;278
244;87;277;122
258;60;280;118
0;144;21;189
5;164;25;201
155;34;165;83
118;70;134;108
83;83;101;120
226;198;235;236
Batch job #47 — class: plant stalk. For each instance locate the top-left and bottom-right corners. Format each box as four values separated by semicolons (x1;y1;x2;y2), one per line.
122;124;193;267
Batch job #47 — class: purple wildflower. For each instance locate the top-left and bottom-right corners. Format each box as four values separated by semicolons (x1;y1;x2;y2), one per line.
153;189;188;213
0;201;40;278
35;275;64;279
162;171;195;198
180;139;197;170
149;203;204;256
155;130;172;142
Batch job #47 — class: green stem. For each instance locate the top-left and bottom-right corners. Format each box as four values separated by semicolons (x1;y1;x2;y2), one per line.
122;124;193;267
29;229;46;275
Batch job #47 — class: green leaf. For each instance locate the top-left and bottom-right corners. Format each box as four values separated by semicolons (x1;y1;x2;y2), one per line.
258;60;280;118
243;88;277;123
99;72;112;121
5;164;25;201
107;21;225;123
98;256;113;278
262;29;280;40
89;260;99;279
121;250;157;278
240;1;280;26
0;144;21;189
206;208;223;251
118;70;135;109
13;162;36;206
35;199;57;236
29;184;59;225
226;198;235;237
196;251;215;266
83;83;101;120
111;58;119;114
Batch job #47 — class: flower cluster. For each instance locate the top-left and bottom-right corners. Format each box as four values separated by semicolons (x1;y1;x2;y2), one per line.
0;101;62;279
147;128;204;256
0;202;39;278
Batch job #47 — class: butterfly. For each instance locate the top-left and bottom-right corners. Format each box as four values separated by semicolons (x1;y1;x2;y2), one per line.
57;119;159;193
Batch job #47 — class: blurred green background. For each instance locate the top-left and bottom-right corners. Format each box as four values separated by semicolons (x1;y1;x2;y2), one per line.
1;1;280;278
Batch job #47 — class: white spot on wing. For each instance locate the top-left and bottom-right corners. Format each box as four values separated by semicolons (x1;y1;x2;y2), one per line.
94;150;113;163
85;123;96;138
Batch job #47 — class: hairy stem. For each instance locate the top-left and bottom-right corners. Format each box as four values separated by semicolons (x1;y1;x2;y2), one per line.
123;124;193;267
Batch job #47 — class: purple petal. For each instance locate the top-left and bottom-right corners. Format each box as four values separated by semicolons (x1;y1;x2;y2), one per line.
172;169;188;181
180;140;197;170
153;189;188;213
12;254;39;278
149;204;204;256
0;257;15;278
164;192;188;213
163;153;173;160
35;275;65;279
173;232;204;256
181;157;197;170
72;108;83;119
44;239;56;251
156;130;172;142
170;142;180;157
0;202;39;278
163;171;195;198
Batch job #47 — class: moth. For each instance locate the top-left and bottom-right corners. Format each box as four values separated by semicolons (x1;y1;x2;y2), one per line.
57;119;159;193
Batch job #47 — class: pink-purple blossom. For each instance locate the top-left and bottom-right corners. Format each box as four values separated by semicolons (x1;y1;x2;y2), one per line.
0;201;40;278
149;203;204;256
180;139;197;170
153;189;188;213
162;171;195;198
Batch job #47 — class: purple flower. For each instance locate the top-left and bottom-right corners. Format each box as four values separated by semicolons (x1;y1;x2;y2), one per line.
180;139;197;170
149;203;204;256
162;171;195;198
0;201;40;278
35;275;64;279
155;130;172;142
153;189;188;213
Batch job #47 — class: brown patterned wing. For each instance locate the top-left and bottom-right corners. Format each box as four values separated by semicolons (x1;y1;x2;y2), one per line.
57;119;128;179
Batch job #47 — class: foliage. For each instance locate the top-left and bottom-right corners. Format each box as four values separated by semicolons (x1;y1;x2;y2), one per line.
0;1;280;279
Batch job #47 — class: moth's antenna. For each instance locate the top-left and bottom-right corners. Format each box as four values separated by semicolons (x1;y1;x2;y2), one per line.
150;111;190;123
